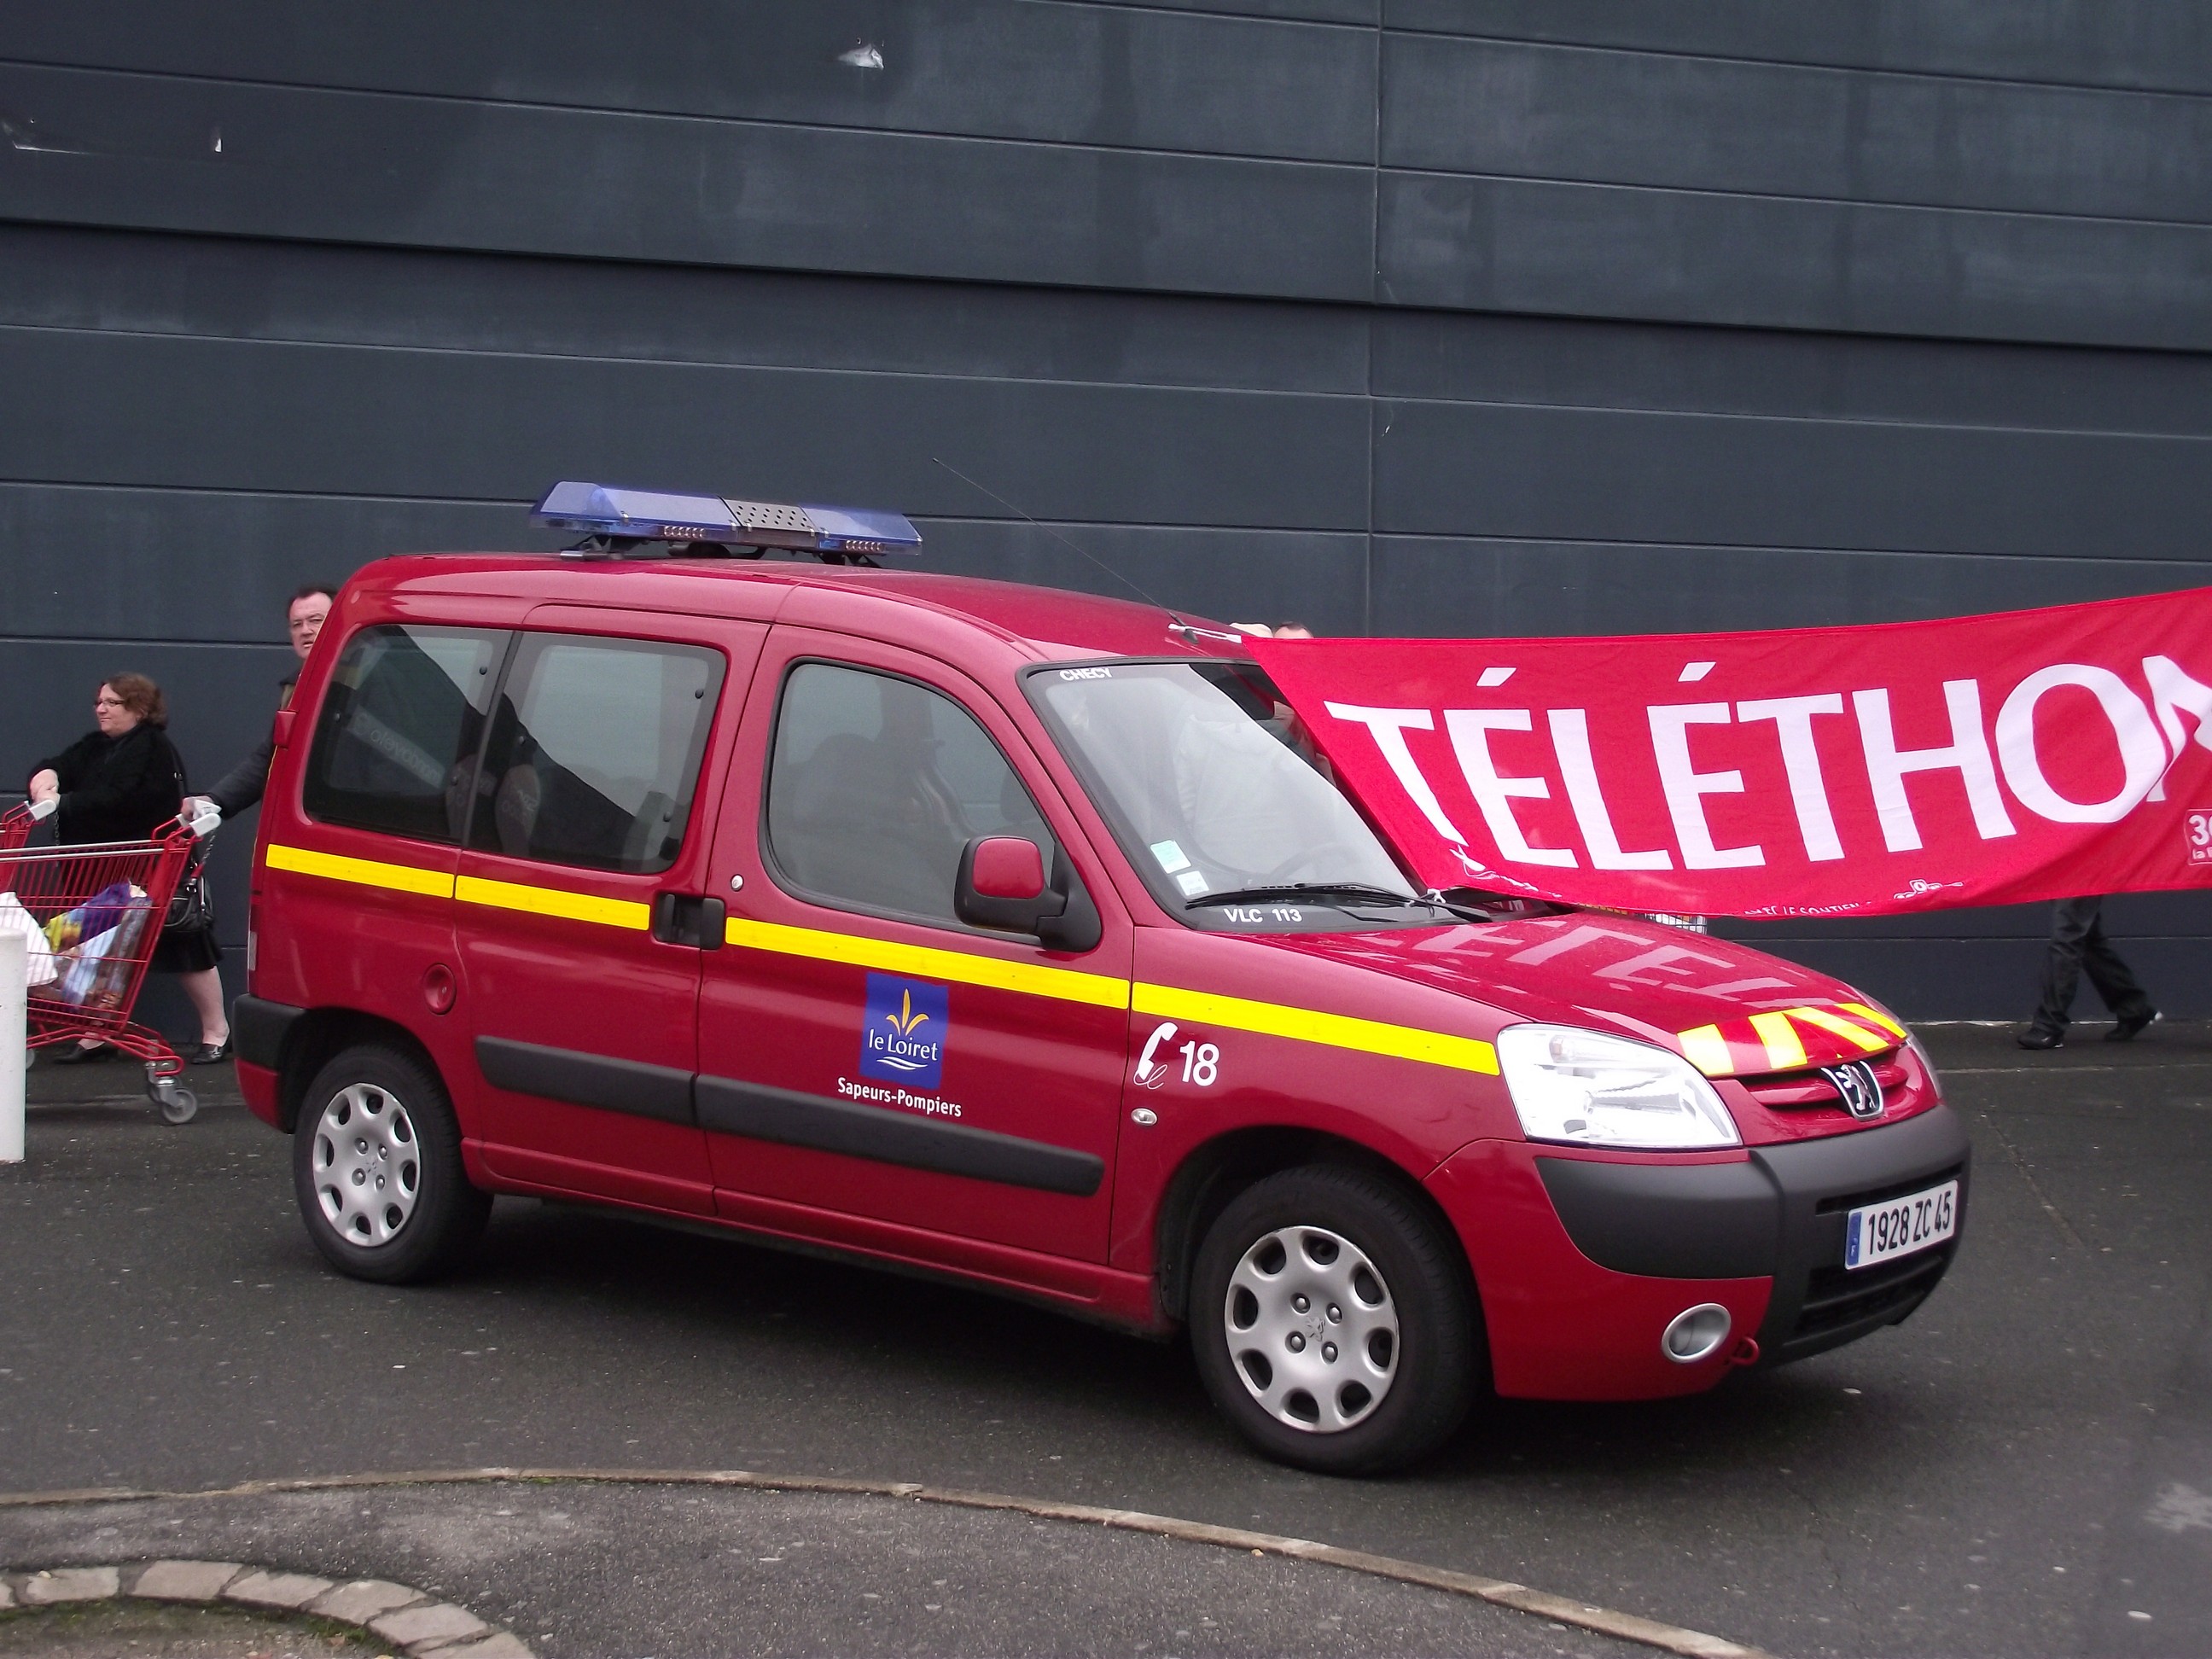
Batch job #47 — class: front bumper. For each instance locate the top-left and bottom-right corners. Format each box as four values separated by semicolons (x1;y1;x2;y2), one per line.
1537;1104;1970;1365
1428;1105;1969;1400
1744;1105;1970;1364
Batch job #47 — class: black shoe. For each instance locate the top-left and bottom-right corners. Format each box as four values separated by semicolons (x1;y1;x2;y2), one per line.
50;1041;115;1064
2016;1028;2065;1050
2105;1009;2160;1042
189;1038;233;1065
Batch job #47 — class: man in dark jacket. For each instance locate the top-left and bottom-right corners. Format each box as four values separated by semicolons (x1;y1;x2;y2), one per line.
190;583;335;821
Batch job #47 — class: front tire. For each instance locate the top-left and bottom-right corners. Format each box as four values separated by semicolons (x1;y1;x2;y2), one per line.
293;1043;489;1284
1190;1164;1478;1474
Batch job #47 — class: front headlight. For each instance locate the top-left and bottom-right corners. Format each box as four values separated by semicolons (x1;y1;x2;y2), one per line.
1497;1024;1741;1150
1905;1029;1945;1103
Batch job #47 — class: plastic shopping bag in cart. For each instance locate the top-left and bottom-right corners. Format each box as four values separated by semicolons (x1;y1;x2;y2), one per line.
51;885;150;1006
0;892;58;987
43;881;137;953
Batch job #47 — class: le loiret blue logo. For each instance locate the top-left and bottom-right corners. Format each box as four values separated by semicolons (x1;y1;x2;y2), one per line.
859;974;947;1090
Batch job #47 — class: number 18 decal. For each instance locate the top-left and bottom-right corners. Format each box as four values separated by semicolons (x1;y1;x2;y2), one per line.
1179;1040;1220;1086
1134;1022;1223;1089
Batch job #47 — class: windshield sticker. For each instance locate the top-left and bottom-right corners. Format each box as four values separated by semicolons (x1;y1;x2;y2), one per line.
1150;840;1191;874
859;973;947;1089
1173;869;1209;897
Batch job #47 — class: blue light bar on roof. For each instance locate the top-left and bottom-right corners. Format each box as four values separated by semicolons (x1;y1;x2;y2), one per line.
532;481;923;556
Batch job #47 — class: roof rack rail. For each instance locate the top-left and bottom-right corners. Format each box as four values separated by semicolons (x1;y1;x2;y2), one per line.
533;482;923;566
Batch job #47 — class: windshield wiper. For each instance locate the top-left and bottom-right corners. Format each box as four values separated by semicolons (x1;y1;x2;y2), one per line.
1187;882;1426;911
1417;888;1503;923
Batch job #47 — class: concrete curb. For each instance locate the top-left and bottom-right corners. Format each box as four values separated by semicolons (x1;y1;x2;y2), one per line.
0;1559;530;1657
0;1467;1767;1659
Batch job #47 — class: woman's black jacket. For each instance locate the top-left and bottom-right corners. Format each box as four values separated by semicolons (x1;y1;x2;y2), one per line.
30;725;187;846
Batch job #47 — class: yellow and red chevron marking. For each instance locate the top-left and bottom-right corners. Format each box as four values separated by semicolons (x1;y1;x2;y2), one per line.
1675;1002;1906;1079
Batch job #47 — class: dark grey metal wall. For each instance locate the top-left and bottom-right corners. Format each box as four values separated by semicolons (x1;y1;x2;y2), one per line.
5;2;2209;1023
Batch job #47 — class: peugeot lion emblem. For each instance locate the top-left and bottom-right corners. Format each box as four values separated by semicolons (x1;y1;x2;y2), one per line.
1821;1060;1885;1121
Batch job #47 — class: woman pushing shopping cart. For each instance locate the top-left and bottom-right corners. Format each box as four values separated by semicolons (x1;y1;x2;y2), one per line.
0;796;220;1123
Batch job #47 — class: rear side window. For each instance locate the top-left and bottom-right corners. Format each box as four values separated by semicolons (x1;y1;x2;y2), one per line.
469;634;724;874
304;626;505;843
765;661;1052;925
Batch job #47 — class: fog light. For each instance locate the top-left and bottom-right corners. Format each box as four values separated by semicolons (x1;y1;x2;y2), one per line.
1662;1303;1732;1364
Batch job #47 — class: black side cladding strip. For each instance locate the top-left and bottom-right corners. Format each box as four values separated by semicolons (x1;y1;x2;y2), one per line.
230;994;306;1073
695;1074;1104;1198
475;1036;696;1127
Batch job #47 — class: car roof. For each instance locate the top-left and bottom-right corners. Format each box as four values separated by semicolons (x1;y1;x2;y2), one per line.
356;553;1237;665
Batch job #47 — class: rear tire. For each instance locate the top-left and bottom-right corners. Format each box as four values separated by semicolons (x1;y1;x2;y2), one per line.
1190;1164;1478;1474
293;1043;489;1284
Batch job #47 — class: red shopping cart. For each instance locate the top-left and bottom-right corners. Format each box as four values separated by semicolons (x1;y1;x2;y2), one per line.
1;798;218;1124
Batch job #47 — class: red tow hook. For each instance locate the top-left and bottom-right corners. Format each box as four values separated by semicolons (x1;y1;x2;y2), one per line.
1728;1336;1761;1367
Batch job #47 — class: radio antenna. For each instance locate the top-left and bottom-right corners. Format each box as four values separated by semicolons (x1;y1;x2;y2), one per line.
932;456;1177;617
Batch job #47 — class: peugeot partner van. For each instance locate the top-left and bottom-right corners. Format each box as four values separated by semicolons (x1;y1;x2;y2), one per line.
234;484;1967;1472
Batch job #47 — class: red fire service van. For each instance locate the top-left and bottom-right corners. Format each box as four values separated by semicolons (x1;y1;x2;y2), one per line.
235;482;1968;1472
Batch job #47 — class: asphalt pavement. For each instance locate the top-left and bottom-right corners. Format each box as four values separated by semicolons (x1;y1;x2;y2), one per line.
3;1024;2208;1657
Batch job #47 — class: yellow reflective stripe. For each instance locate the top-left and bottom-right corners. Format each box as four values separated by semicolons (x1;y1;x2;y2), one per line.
1132;982;1498;1075
1677;1023;1734;1078
724;919;1496;1072
1789;1005;1890;1054
1840;1001;1908;1040
1748;1010;1808;1071
724;917;1132;1010
265;842;649;929
265;841;454;899
456;875;651;931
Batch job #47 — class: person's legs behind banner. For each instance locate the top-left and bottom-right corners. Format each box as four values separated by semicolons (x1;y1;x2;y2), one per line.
2020;895;2157;1050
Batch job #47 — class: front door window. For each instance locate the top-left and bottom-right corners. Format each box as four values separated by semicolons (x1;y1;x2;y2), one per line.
765;661;1054;926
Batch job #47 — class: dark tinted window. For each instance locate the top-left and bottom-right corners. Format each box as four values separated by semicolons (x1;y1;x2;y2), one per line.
468;634;724;874
304;626;504;842
765;662;1052;924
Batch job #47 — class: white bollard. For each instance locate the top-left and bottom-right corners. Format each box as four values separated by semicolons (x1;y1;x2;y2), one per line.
0;928;24;1165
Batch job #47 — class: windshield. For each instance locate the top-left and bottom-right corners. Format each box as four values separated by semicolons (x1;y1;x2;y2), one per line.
1028;661;1431;933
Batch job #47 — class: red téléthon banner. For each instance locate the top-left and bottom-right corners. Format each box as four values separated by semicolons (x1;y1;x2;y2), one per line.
1245;589;2212;918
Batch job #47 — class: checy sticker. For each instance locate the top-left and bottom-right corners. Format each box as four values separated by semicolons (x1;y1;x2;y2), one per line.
859;973;948;1090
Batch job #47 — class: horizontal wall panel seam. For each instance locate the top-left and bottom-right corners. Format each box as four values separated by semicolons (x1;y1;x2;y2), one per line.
13;482;2205;571
1365;530;2212;567
1379;160;2212;236
0;62;1382;302
0;480;1372;542
1379;36;2212;229
0;55;1381;172
1377;26;2212;105
1033;1;1378;28
0;319;1374;403
1374;387;2212;445
15;312;2198;442
0;636;293;651
0;327;1373;525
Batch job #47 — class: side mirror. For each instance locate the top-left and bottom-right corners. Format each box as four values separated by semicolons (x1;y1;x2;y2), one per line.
956;836;1058;932
955;838;1103;953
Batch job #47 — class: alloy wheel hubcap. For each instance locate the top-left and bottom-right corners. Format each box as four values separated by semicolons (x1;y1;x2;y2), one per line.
313;1083;421;1246
1224;1225;1399;1433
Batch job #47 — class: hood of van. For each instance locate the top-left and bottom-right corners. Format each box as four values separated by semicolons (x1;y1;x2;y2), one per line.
1248;913;1905;1079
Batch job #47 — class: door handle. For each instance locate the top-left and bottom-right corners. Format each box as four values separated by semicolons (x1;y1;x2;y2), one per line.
650;892;727;950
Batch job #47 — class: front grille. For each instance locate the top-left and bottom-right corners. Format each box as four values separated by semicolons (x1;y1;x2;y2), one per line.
1791;1247;1952;1341
1739;1051;1906;1110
